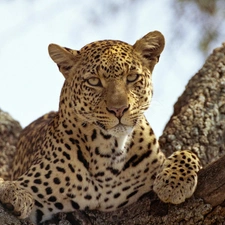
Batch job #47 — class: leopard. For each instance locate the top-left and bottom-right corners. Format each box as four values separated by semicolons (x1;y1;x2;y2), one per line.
0;31;201;224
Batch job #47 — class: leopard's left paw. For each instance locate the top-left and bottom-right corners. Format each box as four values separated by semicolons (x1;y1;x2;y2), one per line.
0;178;34;219
153;150;201;204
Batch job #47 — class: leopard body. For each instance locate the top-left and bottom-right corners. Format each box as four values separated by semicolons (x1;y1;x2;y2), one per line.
0;31;201;224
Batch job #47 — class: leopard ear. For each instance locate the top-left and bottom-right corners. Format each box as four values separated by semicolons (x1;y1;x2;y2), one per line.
133;31;165;72
48;44;79;79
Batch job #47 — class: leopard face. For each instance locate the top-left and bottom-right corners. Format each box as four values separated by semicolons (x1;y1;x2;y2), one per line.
49;31;165;137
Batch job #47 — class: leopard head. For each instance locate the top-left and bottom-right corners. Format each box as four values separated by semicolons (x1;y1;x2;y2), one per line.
48;31;165;136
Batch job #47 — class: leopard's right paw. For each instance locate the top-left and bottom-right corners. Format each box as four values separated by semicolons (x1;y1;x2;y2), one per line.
153;150;201;204
0;178;34;219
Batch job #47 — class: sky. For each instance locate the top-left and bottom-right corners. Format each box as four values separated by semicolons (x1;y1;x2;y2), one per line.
0;0;222;137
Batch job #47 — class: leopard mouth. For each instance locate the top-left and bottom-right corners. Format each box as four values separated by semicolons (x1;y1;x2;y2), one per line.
95;121;133;135
109;124;133;136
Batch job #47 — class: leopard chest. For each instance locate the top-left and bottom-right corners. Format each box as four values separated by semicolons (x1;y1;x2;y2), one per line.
37;126;161;211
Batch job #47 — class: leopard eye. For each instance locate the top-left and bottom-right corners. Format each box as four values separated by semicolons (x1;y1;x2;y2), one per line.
127;74;139;83
87;77;102;87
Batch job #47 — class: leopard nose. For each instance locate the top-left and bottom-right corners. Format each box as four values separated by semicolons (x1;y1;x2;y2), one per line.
107;105;130;118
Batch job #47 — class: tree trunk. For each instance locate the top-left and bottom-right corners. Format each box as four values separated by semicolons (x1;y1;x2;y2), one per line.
0;42;225;225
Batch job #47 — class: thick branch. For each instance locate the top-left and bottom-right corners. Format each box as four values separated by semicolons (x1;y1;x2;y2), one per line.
159;43;225;167
195;154;225;207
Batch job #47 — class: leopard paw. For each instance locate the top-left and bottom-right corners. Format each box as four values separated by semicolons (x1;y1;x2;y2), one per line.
153;150;201;204
0;178;34;219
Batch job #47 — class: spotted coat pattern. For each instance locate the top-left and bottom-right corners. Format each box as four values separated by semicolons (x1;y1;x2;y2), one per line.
0;31;201;224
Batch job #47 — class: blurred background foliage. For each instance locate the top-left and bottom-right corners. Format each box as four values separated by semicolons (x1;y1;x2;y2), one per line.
102;0;225;56
171;0;225;56
2;0;224;56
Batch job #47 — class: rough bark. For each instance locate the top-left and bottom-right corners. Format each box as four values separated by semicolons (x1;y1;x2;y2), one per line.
159;43;225;167
0;110;21;181
1;42;225;225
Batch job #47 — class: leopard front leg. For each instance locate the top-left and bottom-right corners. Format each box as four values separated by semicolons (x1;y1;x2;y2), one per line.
153;150;201;204
0;178;34;219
